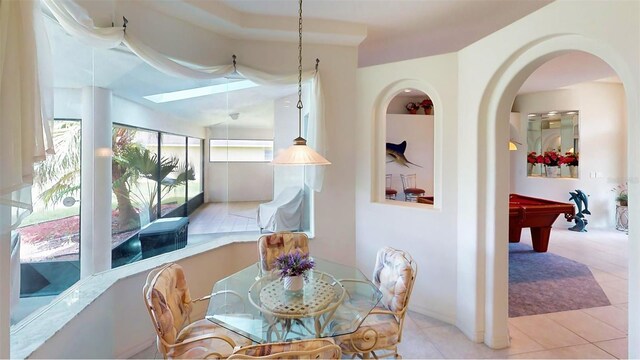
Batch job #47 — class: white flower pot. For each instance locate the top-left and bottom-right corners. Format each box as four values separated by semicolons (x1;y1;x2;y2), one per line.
545;166;559;178
283;275;304;292
569;166;578;178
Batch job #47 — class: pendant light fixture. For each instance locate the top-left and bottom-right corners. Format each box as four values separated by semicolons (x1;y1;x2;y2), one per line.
272;0;331;166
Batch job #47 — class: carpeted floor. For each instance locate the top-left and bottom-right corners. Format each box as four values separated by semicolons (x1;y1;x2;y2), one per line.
509;242;610;317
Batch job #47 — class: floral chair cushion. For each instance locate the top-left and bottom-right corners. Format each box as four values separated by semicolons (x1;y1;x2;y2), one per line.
231;339;339;359
258;232;309;273
334;310;400;353
168;319;251;359
372;247;415;313
147;264;193;345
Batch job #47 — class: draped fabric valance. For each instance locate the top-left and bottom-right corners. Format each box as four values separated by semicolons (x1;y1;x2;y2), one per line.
0;0;54;229
1;0;327;230
42;0;326;191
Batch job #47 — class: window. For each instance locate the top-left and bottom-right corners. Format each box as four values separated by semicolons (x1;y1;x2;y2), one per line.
160;134;189;216
187;138;204;199
15;119;81;300
209;139;274;162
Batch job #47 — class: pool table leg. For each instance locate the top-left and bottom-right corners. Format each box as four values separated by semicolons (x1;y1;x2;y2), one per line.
509;225;522;243
530;226;552;252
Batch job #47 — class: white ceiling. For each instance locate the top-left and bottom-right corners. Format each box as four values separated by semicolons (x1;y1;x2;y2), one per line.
218;0;553;67
55;1;622;127
518;52;619;94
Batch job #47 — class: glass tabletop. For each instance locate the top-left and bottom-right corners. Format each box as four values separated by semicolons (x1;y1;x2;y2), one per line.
206;258;382;344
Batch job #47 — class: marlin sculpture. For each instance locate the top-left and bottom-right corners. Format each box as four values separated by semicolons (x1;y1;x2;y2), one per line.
386;141;421;168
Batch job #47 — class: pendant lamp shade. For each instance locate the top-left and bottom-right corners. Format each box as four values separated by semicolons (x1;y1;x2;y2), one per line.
272;0;330;166
272;137;331;165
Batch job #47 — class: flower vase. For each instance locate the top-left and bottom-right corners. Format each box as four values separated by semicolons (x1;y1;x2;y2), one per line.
527;163;533;176
545;166;559;178
283;275;304;292
408;109;418;115
424;107;432;115
569;165;578;178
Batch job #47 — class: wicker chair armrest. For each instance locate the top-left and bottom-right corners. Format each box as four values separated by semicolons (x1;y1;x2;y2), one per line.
172;333;237;349
192;294;212;303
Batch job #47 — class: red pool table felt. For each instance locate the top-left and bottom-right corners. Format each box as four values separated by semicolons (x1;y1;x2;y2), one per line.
509;194;575;252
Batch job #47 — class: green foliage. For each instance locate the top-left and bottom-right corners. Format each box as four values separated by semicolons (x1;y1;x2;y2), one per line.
34;124;195;227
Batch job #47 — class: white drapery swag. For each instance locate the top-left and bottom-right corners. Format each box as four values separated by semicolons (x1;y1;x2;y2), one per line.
0;0;55;230
41;0;327;191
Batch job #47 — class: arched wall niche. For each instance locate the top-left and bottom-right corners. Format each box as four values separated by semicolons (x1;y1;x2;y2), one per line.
373;79;444;209
474;33;639;351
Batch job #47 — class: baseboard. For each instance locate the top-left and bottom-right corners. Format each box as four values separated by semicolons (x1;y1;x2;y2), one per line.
116;335;156;359
456;321;485;344
484;333;510;349
408;304;455;325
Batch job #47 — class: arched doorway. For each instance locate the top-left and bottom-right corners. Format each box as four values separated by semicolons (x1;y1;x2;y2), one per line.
476;34;639;354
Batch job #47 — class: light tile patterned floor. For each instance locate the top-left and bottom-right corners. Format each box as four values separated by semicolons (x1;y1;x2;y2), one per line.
188;201;265;235
133;228;629;359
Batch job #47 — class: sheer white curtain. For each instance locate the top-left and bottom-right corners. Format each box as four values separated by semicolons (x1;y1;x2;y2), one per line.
0;0;54;230
41;0;327;190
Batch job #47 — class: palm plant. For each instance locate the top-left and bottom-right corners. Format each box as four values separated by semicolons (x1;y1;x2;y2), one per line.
119;146;194;223
36;124;194;233
34;121;82;207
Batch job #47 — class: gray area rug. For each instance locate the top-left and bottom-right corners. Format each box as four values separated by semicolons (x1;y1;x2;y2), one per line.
509;242;610;317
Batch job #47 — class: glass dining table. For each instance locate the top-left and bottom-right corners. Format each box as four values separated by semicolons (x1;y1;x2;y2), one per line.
205;258;382;344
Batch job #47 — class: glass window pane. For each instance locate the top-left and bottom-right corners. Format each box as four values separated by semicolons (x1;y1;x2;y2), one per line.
111;126;159;267
188;138;203;199
209;139;274;162
160;134;188;216
15;120;81;303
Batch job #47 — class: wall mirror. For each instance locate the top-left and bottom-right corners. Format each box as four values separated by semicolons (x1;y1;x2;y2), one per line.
527;111;579;178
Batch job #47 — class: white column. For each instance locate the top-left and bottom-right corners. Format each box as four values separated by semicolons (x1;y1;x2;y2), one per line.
0;204;10;358
80;87;112;278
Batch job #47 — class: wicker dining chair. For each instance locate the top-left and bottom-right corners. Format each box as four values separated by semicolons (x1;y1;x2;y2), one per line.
334;247;417;359
143;263;252;359
257;232;310;274
228;339;341;359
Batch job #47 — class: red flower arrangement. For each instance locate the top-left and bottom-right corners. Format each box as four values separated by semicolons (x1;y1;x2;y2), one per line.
405;102;419;114
420;99;433;109
562;152;579;166
527;152;538;164
539;151;564;167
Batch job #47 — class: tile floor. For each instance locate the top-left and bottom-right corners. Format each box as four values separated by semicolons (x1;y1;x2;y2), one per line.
132;228;629;359
188;201;265;235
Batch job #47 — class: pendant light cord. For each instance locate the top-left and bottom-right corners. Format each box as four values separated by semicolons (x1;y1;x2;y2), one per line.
297;0;304;140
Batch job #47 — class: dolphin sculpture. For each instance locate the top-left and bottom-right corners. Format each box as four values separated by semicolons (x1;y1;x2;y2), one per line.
569;191;584;218
386;141;422;168
576;189;591;215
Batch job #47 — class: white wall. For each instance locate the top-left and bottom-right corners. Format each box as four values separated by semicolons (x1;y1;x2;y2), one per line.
456;0;639;350
511;82;627;228
206;126;275;202
356;52;459;323
386;114;435;197
53;88;206;139
25;241;257;359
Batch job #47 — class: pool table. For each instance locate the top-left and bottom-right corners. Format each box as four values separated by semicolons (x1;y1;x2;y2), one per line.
509;194;575;252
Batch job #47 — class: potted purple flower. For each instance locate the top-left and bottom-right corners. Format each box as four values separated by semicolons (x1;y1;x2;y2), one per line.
274;252;315;292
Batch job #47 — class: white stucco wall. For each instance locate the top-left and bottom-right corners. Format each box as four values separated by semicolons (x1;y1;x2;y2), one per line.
457;0;639;351
511;82;627;229
356;52;459;324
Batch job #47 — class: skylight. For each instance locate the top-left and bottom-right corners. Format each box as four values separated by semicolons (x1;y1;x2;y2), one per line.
144;80;259;103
